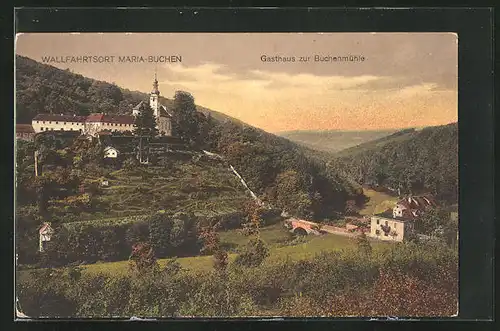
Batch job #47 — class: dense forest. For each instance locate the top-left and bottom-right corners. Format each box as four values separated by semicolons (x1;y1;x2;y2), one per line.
330;124;458;204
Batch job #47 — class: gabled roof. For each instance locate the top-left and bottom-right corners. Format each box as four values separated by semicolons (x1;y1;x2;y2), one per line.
134;101;172;117
133;101;145;110
159;105;173;117
39;223;53;234
86;113;135;125
395;195;436;210
33;114;87;123
104;146;119;152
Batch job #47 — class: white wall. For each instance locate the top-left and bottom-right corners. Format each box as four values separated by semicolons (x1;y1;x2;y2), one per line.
104;149;118;158
84;122;134;136
370;216;406;242
32;120;84;133
158;117;172;136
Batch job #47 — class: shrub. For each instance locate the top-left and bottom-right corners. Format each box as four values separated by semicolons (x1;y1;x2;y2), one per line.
234;238;269;267
123;157;139;170
128;242;159;275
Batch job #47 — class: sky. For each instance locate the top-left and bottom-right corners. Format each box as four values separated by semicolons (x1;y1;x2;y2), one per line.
15;33;458;133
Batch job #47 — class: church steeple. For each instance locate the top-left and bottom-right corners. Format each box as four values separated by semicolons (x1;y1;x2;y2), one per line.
152;68;160;95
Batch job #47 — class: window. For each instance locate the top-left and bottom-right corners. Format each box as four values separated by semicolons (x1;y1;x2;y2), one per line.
43;121;45;124
56;121;58;124
50;128;54;131
375;230;380;235
36;121;39;124
64;122;66;125
41;127;44;131
376;219;379;225
60;128;64;131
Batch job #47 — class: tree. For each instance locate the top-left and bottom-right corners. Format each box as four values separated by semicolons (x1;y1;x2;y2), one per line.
148;213;172;258
417;207;451;238
198;224;220;255
213;249;229;272
133;102;158;137
275;170;313;219
171;91;208;147
344;199;359;216
355;231;372;255
128;242;159;274
234;237;269;267
241;200;263;236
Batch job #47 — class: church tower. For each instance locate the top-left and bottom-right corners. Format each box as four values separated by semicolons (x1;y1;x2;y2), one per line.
150;70;160;117
131;70;172;136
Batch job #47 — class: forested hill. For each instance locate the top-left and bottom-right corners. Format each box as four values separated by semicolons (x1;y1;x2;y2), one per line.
15;55;363;220
278;129;397;154
15;55;243;125
330;123;458;203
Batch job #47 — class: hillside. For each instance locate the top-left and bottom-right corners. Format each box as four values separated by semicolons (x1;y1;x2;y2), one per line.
15;55;244;125
277;129;397;154
15;55;363;221
334;128;419;157
330;123;458;203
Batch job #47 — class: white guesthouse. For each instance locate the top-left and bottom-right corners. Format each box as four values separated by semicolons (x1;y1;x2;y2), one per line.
369;215;414;242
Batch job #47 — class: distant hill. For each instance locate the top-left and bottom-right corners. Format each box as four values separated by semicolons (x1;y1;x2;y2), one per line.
277;129;398;154
330;123;458;203
15;55;363;220
334;128;419;157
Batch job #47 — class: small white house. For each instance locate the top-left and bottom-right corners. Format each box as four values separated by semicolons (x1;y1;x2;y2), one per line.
39;222;53;252
103;146;119;159
369;216;414;242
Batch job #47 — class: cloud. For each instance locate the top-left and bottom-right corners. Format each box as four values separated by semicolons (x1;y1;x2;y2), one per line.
160;63;393;98
157;63;456;132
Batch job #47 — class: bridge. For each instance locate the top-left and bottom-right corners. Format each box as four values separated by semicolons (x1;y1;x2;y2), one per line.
284;218;359;238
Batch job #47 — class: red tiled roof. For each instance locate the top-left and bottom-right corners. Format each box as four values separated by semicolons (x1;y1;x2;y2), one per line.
396;195;436;210
16;124;35;133
39;223;52;234
33;114;87;123
86;113;135;125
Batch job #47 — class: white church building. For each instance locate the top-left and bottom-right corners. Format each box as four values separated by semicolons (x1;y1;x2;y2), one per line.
31;73;173;137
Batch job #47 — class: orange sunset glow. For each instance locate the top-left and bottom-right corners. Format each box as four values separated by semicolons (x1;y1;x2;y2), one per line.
15;33;458;133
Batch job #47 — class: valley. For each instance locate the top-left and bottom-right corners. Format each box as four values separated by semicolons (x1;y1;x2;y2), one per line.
15;54;458;318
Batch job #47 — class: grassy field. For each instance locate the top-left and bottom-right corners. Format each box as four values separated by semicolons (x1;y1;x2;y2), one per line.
76;223;389;276
359;188;399;216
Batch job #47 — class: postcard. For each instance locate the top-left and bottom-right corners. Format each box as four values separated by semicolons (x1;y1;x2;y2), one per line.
14;32;458;318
